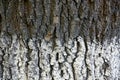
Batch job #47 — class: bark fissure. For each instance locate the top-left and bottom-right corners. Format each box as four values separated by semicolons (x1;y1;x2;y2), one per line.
84;38;89;80
0;48;5;80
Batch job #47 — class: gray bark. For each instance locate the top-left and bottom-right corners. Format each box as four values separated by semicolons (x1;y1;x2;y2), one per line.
0;0;120;80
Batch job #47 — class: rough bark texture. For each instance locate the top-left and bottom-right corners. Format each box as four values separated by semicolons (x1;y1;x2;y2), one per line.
0;0;120;80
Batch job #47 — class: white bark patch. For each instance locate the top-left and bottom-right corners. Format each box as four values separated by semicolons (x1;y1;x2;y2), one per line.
0;35;119;80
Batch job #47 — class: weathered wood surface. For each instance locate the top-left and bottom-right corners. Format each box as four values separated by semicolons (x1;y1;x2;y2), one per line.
0;0;120;80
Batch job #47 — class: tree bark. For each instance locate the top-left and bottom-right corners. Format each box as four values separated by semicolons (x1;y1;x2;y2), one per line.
0;0;120;80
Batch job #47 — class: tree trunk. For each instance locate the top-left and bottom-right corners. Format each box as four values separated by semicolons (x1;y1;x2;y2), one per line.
0;0;120;80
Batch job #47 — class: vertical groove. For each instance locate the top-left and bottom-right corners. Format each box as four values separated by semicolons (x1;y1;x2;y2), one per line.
37;40;41;80
0;48;5;80
84;38;89;80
